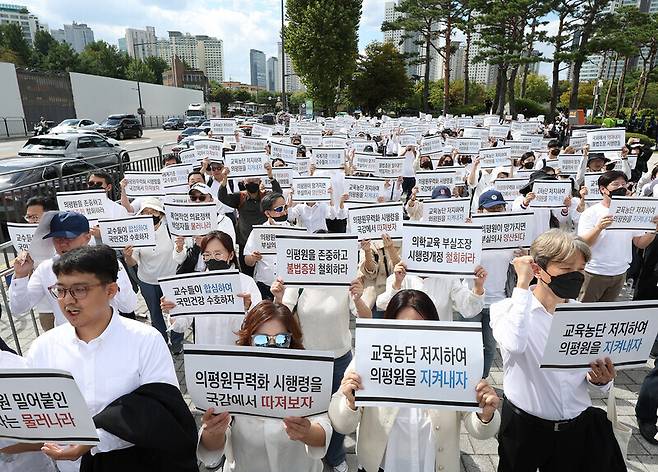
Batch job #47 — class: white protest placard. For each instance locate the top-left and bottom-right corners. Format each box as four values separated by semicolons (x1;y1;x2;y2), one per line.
264;166;294;189
421;135;443;155
161;163;193;190
183;345;334;418
584;173;603;201
351;140;373;153
457;117;474;129
455;137;481;155
402;222;482;277
292;176;332;203
479;147;512;169
470;212;534;250
483;116;500;127
376;157;405;178
56;190;109;221
7;222;38;253
270;141;298;165
210;118;236;136
540;301;658;370
241;136;268;152
163;193;191;205
489;125;510;139
0;368;99;444
608;197;658;231
587;127;626;152
521;134;544;150
569;134;587;150
312;148;345;168
345;176;388;203
99;215;156;249
296;156;311;175
249;225;307;255
164;202;218;237
398;135;418;147
301;134;323;147
557;154;582;175
322;136;347;148
251;123;273;138
194;138;224;162
462;127;489;142
276;234;358;286
507;140;533;157
421;198;470;224
353;152;379;174
224;151;267;177
123;171;163;197
494;178;529;206
415;170;459;197
158;269;244;316
348;202;403;240
354;319;482;411
529;180;572;209
178;148;197;165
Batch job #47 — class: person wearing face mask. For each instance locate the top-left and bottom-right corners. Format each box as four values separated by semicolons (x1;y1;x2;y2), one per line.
533;139;561;170
490;230;625;472
467;156;513;213
577;171;658;302
196;300;332;471
405;184;452;221
518;151;536;170
575;146;631;186
414;154;434;170
122;197;182;352
244;193;290;300
437;154;455;167
162;230;262;346
202;155;238;223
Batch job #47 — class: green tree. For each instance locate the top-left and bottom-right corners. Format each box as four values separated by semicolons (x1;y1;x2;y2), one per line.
126;59;156;83
285;0;361;114
560;80;595;110
0;23;31;65
233;90;252;103
143;56;169;84
79;41;129;78
209;81;235;110
289;91;307;110
630;13;658;114
349;41;412;115
515;73;550;103
43;42;80;72
33;30;56;56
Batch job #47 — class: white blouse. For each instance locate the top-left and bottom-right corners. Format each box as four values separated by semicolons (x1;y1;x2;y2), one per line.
383;408;436;472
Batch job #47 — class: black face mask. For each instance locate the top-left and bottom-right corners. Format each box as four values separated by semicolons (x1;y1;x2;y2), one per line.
245;182;260;193
272;214;288;222
523;161;535;169
543;269;584;300
459;157;472;165
442;160;454;167
206;259;230;271
151;215;161;226
608;187;627;197
421;162;432;169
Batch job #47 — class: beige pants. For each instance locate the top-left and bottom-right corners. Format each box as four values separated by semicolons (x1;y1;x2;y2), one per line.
579;271;626;302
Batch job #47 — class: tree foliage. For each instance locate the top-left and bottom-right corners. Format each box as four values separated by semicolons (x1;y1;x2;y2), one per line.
0;23;31;65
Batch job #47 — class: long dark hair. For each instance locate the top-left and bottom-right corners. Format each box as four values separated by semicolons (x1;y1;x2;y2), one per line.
235;301;304;349
383;289;439;321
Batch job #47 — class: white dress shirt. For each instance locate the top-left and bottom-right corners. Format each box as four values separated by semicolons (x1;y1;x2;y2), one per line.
288;202;347;233
197;414;332;472
132;223;177;285
490;287;611;421
9;257;138;326
243;220;288;286
26;312;178;472
105;200;129;218
383;408;436;472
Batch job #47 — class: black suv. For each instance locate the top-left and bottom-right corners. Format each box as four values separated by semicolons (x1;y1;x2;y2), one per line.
97;114;143;140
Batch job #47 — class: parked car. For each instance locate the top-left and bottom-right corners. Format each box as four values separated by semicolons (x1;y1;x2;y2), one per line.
200;120;211;133
177;127;205;143
162;117;185;130
260;113;276;125
184;116;205;128
50;118;99;134
96;114;143;139
19;134;129;165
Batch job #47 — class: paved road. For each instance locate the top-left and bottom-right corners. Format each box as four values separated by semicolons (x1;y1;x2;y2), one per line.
0;129;181;159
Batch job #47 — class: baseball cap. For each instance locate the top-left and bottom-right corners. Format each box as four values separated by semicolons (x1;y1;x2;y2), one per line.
479;189;506;209
42;212;90;239
189;183;212;195
431;185;452;199
138;196;164;214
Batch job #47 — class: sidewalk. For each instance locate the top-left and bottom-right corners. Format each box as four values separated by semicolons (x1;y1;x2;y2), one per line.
2;293;656;472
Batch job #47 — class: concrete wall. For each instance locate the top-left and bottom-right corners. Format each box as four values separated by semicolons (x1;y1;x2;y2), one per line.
69;72;203;124
0;62;25;119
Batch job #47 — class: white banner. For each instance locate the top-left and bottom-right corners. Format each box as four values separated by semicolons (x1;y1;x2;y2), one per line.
376;157;405;178
540;301;658;370
240;137;268;152
479;147;512;169
470;212;534;250
507;140;533;157
587;127;626;152
161;163;193;190
56;190;110;221
455;137;481;155
194;138;224;162
276;234;358;286
224;151;267;178
348;202;404;240
264;166;295;189
99;215;156;249
251;123;274;138
398;134;418;147
312;148;345;168
569;134;587;150
164;202;218;237
608;197;658;231
402;223;482;277
494;178;528;206
124;172;163;197
158;270;244;316
584;173;603;201
178;148;197;165
7;222;38;253
301;134;323;147
488;125;510;139
352;152;379;174
421;198;470;224
270;141;299;165
529;180;572;209
420;135;443;155
292;176;332;203
483;116;500;127
184;345;334;418
344;177;387;203
210;118;236;136
249;225;307;255
0;369;99;444
354;319;483;411
322;136;347;148
415;170;459;197
557;154;582;175
462;127;489;141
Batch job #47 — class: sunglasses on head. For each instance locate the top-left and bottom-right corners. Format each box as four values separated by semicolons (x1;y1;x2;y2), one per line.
251;333;292;348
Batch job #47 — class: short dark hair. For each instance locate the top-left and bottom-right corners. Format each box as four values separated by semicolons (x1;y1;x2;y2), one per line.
598;170;627;189
26;196;54;210
547;139;560;149
89;171;112;185
52;245;118;284
187;170;204;182
162;155;180;165
520;151;535;162
271;158;285;167
261;192;284;212
384;289;439;321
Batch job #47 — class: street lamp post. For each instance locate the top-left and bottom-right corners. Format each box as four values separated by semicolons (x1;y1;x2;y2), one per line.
131;42;150;127
281;0;287;112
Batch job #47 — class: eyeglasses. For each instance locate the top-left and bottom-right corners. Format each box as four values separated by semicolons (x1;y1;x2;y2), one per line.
202;252;228;261
251;333;292;348
189;194;207;202
210;165;223;171
24;214;39;223
272;204;287;213
87;181;104;189
48;283;104;300
607;182;628;189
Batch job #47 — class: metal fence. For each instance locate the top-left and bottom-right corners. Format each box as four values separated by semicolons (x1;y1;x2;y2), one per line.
0;117;29;138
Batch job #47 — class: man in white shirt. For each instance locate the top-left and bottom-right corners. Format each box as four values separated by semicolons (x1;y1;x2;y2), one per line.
10;212;137;327
577;170;657;302
490;229;623;471
26;245;186;471
287;193;348;233
86;171;128;219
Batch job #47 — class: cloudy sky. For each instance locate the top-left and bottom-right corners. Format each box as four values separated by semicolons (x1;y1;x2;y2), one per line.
27;0;553;83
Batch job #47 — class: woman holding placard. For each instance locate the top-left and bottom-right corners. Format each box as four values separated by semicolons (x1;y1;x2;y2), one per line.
160;230;262;346
329;289;500;472
196;300;332;471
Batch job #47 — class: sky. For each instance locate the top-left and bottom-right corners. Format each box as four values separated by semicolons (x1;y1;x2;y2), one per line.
26;0;554;83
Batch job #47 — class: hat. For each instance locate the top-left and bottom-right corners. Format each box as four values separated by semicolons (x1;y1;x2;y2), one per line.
519;170;557;195
587;152;610;164
431;185;452;199
138;196;164;214
188;183;212;195
479;189;506;208
42;211;90;239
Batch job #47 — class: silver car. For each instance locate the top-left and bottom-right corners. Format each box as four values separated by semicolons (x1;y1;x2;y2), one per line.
18;133;128;165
